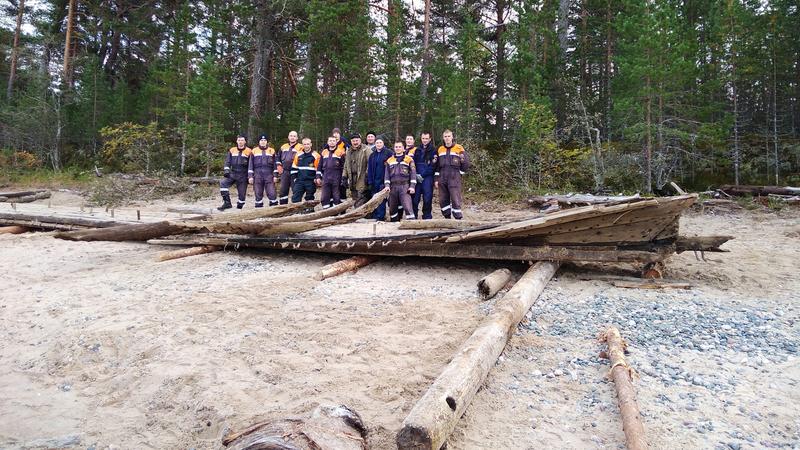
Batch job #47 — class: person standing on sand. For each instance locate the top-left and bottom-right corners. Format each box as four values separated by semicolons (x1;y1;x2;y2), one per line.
384;141;417;221
290;137;321;206
367;137;392;221
248;133;279;207
433;129;470;220
343;133;372;207
318;136;346;209
277;131;301;205
218;134;252;211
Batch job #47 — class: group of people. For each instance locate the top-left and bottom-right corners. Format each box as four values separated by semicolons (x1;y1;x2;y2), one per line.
218;128;470;221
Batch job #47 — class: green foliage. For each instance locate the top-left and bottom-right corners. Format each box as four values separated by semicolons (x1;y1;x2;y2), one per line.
99;123;165;174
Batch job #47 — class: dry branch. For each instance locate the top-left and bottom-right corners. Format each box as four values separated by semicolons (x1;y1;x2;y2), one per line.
600;327;647;450
0;225;29;234
719;185;800;197
396;261;560;450
477;268;512;300
314;255;378;281
157;245;221;262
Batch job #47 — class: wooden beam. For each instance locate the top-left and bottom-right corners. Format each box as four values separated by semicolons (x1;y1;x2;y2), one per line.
398;219;498;230
157;245;222;262
396;262;560;450
719;185;800;196
54;221;189;242
674;235;732;253
0;211;130;229
600;327;647;450
477;268;512;300
313;255;378;281
527;193;641;207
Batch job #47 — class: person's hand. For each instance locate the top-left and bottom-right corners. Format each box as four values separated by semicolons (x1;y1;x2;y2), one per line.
224;170;231;179
434;181;439;190
273;177;278;184
248;177;254;185
276;165;284;175
315;179;322;187
416;174;423;184
408;187;415;195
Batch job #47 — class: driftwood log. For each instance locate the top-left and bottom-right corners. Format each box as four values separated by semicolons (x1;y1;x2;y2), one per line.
719;185;800;197
396;261;560;450
0;225;29;234
600;327;647;450
223;405;367;450
0;191;51;203
185;200;355;234
0;189;48;198
314;255;378;281
0;211;130;230
54;221;189;242
157;245;221;262
477;268;512;300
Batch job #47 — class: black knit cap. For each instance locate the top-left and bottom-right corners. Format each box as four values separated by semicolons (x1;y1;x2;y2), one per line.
237;133;247;140
350;133;362;139
366;131;376;137
259;133;269;141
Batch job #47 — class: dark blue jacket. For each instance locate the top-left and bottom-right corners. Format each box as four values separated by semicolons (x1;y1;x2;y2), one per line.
413;142;436;177
367;146;393;189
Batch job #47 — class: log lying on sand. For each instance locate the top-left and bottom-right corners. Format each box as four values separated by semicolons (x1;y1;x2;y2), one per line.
0;191;51;203
0;189;48;198
477;268;512;300
157;245;221;262
396;261;560;450
719;185;800;197
186;200;355;234
527;193;641;207
55;220;189;242
223;404;367;450
314;255;378;281
674;235;733;253
0;211;130;230
600;327;647;450
0;225;29;234
398;219;498;230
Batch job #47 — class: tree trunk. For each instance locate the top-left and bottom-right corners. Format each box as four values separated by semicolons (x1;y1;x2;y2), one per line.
247;0;275;140
0;226;30;235
63;0;76;86
644;73;653;194
54;221;190;242
600;327;648;450
6;0;25;100
495;0;507;141
417;0;432;130
396;262;560;450
158;245;221;262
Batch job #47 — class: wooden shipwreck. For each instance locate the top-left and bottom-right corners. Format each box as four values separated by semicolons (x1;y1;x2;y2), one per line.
1;192;730;268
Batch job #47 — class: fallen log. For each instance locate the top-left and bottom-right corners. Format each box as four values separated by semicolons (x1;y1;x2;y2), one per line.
527;193;641;207
157;245;221;262
669;182;687;195
674;235;733;253
314;255;378;281
0;189;48;198
54;221;189;242
398;219;498;230
223;404;367;450
600;327;647;450
185;200;356;233
477;268;512;300
719;185;800;197
210;200;319;222
1;191;51;203
0;211;130;229
612;280;692;289
396;261;560;450
166;206;215;216
0;225;29;234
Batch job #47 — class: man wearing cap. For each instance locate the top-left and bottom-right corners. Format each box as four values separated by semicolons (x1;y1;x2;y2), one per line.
365;132;377;151
248;133;279;207
318;136;346;208
343;133;372;207
384;141;417;221
433;129;470;219
277;131;301;204
290;137;321;204
218;134;252;210
366;137;393;220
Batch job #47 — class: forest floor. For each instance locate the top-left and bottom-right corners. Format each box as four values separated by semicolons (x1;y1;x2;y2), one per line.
1;187;798;450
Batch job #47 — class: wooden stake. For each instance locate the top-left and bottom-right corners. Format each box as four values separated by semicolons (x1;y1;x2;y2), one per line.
669;181;687;195
600;327;647;450
313;256;378;281
396;261;560;450
158;245;221;262
137;210;141;221
477;268;512;300
0;225;29;234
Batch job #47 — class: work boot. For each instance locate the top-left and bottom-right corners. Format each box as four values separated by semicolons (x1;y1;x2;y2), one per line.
217;192;232;211
236;201;245;209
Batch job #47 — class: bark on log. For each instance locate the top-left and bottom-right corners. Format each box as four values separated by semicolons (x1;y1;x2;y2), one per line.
719;185;800;196
0;191;51;203
600;327;647;450
314;255;378;281
674;235;733;253
398;220;498;230
477;268;512;300
189;200;355;233
396;261;560;450
0;211;129;229
0;225;29;234
223;404;367;450
612;280;691;289
157;245;221;262
212;200;319;222
0;189;48;198
54;221;189;242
